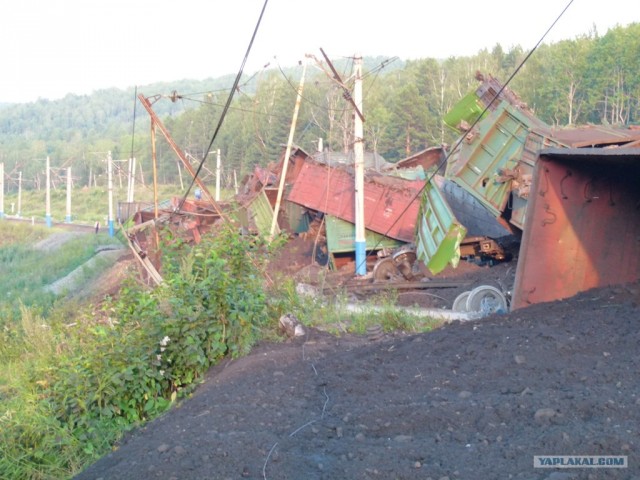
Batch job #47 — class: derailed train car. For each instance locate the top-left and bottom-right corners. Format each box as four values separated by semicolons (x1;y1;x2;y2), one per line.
415;74;640;310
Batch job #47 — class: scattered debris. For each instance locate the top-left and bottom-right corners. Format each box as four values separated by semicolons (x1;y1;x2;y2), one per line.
124;77;640;313
278;314;307;338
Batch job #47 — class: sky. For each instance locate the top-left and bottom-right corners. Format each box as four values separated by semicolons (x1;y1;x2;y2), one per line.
1;0;635;104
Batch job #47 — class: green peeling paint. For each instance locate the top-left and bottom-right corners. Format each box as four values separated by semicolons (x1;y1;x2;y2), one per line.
415;179;467;275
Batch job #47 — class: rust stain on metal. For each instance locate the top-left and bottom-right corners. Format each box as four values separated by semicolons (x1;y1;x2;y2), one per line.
382;146;446;174
548;125;640;148
511;149;640;310
286;160;424;242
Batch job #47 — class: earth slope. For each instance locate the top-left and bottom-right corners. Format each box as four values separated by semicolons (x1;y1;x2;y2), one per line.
73;282;640;480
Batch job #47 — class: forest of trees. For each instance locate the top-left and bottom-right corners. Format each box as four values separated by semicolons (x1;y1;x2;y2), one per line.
0;23;638;194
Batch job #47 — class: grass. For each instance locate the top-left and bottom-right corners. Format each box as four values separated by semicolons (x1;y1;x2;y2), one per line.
1;184;228;224
0;218;273;479
0;305;123;479
270;276;445;336
0;187;446;479
0;222;122;325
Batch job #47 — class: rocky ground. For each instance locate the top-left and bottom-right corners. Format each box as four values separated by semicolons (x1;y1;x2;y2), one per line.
71;234;639;480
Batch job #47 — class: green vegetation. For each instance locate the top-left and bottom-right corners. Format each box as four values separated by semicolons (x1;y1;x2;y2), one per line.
0;216;442;479
4;24;637;478
1;24;638;198
0;223;273;479
0;222;120;324
264;272;444;336
2;184;194;225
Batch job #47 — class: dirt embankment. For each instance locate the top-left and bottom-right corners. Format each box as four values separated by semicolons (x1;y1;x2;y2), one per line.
35;231;132;300
73;278;640;480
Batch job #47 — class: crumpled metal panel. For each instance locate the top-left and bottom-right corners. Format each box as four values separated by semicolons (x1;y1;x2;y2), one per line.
382;146;446;174
415;178;467;274
444;73;529;133
236;190;278;236
549;125;640;148
286;160;424;243
511;149;640;310
446;101;556;220
325;215;403;254
443;90;487;132
443;76;640;234
435;176;511;238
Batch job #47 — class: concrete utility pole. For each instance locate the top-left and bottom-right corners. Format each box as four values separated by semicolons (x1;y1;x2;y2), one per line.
270;60;307;240
0;163;4;219
65;166;72;223
45;156;52;227
107;151;114;236
317;49;367;275
176;158;184;191
353;55;366;276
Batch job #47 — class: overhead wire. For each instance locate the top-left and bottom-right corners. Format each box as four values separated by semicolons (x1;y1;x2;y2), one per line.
274;54;398;152
175;96;297;123
275;55;397;117
163;55;396;159
275;60;352;117
176;78;260;104
352;0;575;276
175;0;270;213
168;62;271;102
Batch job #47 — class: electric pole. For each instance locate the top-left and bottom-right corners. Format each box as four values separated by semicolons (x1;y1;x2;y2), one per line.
269;60;307;240
353;55;366;276
108;151;114;236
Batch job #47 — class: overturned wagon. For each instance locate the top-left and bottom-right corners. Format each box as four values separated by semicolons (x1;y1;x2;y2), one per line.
418;74;640;310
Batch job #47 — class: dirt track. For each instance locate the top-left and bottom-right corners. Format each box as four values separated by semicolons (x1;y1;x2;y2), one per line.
73;280;640;480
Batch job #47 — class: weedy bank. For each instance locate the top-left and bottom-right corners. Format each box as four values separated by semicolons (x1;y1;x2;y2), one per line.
0;219;442;480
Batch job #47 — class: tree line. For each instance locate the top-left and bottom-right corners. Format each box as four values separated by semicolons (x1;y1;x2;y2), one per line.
0;23;637;194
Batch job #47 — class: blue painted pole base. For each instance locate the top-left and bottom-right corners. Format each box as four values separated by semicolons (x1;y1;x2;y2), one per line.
108;219;115;237
355;240;367;276
45;214;52;227
65;215;72;223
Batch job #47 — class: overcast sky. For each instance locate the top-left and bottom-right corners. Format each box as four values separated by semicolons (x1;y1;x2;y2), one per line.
1;0;634;104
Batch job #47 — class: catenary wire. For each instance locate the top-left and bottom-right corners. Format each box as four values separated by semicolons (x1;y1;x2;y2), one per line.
352;0;575;275
175;0;270;213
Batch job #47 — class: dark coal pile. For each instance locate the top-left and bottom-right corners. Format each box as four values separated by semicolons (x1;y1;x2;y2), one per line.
74;281;640;480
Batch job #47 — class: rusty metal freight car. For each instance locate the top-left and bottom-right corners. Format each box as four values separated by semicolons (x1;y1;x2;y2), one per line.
511;148;640;309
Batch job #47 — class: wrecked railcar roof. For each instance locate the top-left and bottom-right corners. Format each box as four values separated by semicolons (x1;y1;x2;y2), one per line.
286;159;424;243
381;145;447;175
544;124;640;148
313;150;391;170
